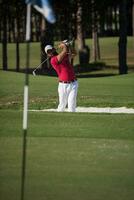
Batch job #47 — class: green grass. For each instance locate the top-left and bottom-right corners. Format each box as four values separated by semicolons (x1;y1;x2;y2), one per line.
0;38;134;200
0;110;134;200
0;110;134;140
1;137;134;200
0;71;134;200
0;71;134;109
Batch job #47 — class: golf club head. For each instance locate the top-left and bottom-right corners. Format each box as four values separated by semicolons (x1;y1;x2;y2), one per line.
62;39;73;46
33;71;36;76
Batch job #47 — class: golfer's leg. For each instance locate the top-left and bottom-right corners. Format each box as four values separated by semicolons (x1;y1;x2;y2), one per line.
57;83;68;112
68;81;78;112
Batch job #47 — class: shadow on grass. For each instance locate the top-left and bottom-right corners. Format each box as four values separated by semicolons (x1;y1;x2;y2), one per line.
74;62;117;78
2;62;118;78
76;73;116;78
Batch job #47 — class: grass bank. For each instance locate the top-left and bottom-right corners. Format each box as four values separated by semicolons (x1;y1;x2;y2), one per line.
0;71;134;109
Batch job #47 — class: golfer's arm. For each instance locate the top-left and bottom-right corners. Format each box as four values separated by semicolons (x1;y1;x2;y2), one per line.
57;46;68;63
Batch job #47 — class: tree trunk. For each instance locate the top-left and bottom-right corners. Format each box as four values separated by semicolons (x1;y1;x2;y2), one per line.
16;14;20;72
76;0;89;65
118;0;128;74
92;30;100;62
0;21;1;42
2;3;8;70
16;41;20;72
76;0;84;50
35;15;40;41
132;0;134;36
91;0;100;62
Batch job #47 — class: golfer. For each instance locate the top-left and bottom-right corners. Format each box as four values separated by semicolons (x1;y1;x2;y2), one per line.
45;41;78;112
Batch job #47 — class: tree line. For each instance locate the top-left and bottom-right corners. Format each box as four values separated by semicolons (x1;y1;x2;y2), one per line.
0;0;134;74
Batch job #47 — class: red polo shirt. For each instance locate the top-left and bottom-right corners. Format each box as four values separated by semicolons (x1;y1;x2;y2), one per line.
50;55;76;81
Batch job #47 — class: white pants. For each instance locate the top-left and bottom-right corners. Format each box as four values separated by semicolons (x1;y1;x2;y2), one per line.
57;81;78;112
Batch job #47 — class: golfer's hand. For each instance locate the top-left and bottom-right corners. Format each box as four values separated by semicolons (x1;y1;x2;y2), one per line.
58;42;67;49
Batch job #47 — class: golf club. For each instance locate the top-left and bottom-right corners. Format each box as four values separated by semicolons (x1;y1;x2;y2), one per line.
32;39;74;76
32;57;49;76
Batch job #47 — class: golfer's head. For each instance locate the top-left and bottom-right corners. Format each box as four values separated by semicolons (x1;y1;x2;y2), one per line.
45;45;56;57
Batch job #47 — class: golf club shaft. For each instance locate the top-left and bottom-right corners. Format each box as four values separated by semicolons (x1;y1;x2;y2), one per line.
33;57;49;73
33;40;74;75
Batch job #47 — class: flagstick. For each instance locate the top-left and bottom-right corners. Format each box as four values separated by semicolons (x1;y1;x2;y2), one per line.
21;4;31;200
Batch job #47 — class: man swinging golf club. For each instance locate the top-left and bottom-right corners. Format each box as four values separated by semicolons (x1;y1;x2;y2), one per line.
45;40;78;112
